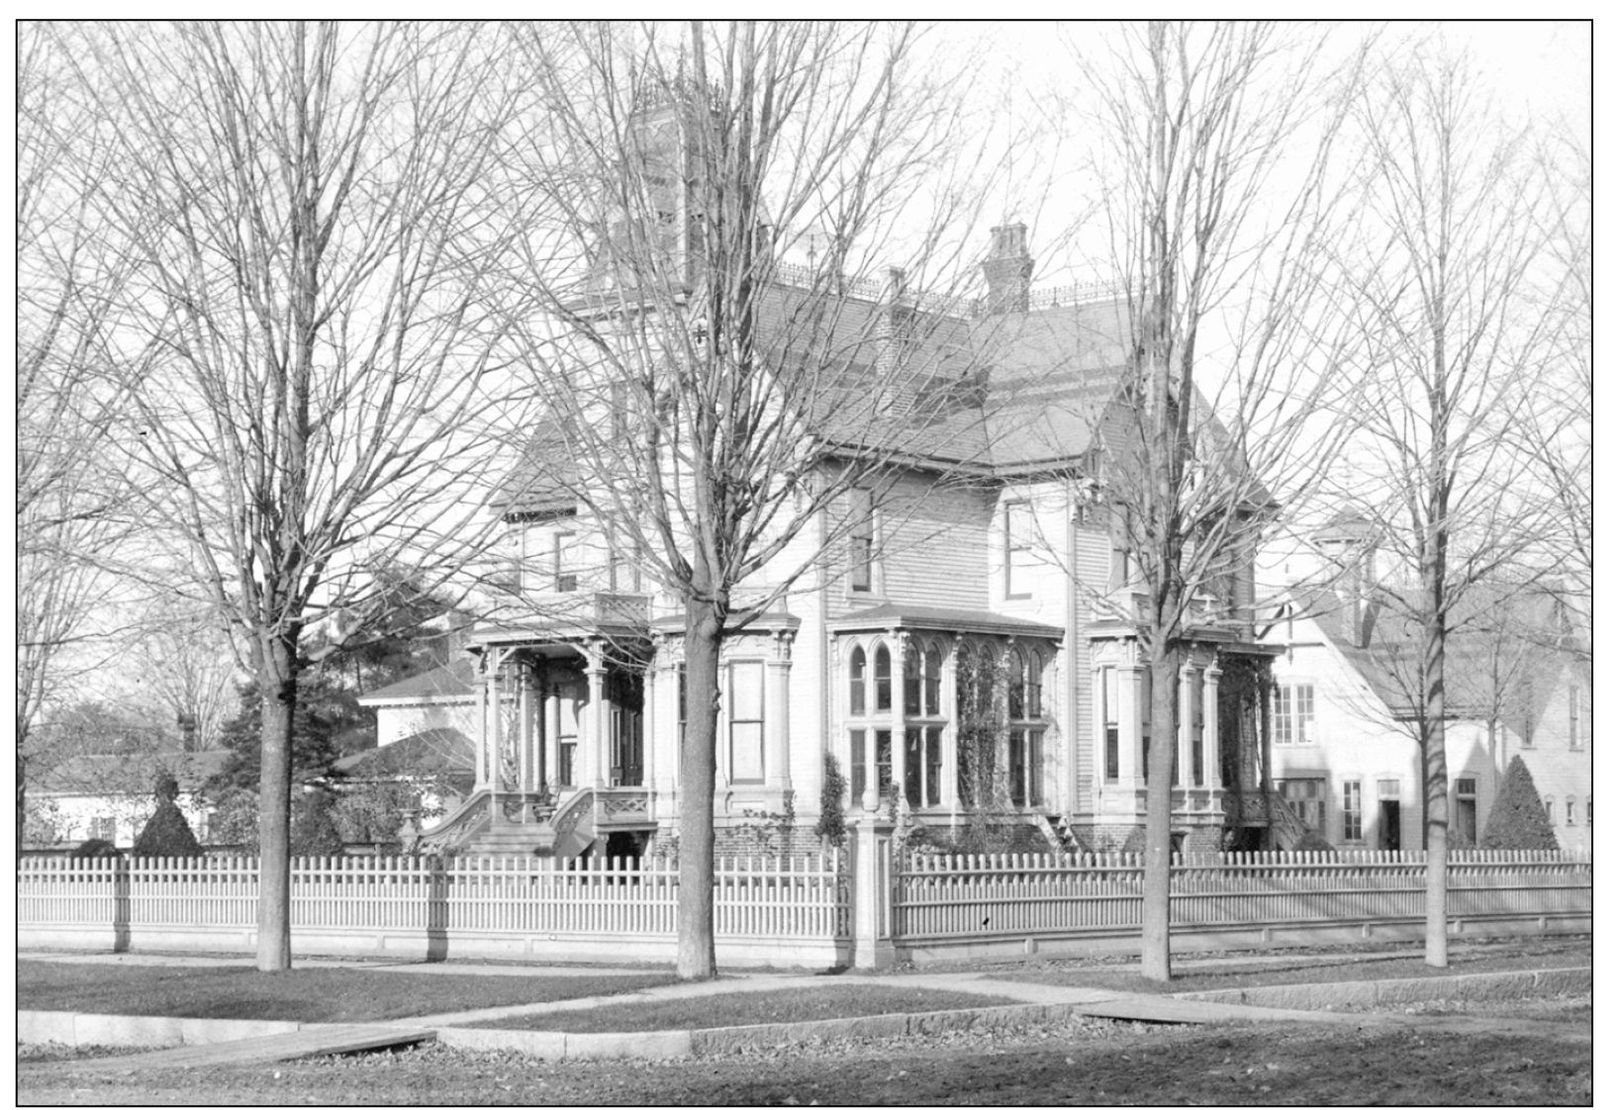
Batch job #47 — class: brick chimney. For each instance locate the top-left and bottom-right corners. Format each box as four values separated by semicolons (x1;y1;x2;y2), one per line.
982;223;1033;313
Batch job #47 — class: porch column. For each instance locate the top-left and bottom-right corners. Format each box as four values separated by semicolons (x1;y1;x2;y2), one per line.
658;638;682;819
765;630;793;799
943;636;962;813
519;659;537;796
484;652;505;788
642;661;656;800
544;668;562;795
888;630;908;808
1177;661;1197;789
1119;644;1142;786
1203;663;1223;791
474;654;489;790
582;641;607;789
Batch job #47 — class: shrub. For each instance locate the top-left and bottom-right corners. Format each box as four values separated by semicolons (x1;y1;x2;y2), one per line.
815;752;848;847
71;838;121;858
133;772;203;858
1480;756;1560;850
291;789;345;857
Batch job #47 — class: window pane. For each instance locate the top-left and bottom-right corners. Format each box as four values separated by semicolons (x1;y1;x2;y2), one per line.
849;647;866;716
730;723;764;782
1008;652;1026;719
904;645;921;716
1028;728;1042;807
875;729;893;792
905;728;922;808
926;727;941;807
849;730;867;800
731;662;764;721
875;645;892;712
924;646;942;716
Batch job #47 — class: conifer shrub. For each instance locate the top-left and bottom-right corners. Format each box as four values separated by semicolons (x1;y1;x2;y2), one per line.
133;772;203;858
291;789;346;858
1480;755;1560;850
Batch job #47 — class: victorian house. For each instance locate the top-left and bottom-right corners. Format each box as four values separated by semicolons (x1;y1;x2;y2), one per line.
405;98;1284;862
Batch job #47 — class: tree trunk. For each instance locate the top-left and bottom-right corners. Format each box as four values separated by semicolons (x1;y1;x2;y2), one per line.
676;598;725;980
1421;598;1449;968
256;631;298;972
1141;639;1179;982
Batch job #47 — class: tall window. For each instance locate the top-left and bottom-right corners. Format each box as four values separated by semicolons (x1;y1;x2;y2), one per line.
677;666;687;750
874;644;892;712
1455;777;1477;846
904;726;943;808
849;489;874;592
553;531;578;592
1102;667;1120;782
850;729;867;800
848;647;867;716
1008;650;1044;807
1272;683;1315;745
924;645;942;716
1565;796;1576;826
1004;499;1035;598
1190;670;1205;787
1342;780;1363;841
728;662;765;783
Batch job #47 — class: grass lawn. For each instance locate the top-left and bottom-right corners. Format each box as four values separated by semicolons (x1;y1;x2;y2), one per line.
976;936;1591;996
468;984;1022;1033
18;961;676;1024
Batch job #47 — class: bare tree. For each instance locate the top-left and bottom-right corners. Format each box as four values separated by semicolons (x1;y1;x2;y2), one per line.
70;21;523;970
500;20;1018;978
1067;22;1370;982
1336;45;1560;967
131;598;241;752
16;23;147;852
1516;128;1591;639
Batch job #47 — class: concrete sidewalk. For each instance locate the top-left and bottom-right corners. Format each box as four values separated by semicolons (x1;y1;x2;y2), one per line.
20;946;1587;1066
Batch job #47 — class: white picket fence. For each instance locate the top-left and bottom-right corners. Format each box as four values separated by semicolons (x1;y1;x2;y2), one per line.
17;854;849;967
893;849;1593;943
17;849;1590;967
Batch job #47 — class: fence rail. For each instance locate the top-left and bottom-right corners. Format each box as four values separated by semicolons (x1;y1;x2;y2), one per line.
18;854;848;946
16;848;1587;966
893;849;1593;942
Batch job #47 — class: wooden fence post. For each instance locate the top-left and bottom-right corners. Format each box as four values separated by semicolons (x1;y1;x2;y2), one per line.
849;814;896;970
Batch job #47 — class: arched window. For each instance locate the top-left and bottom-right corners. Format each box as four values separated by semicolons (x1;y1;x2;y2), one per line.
849;646;866;716
903;643;922;716
924;644;942;716
875;644;892;712
1008;649;1027;719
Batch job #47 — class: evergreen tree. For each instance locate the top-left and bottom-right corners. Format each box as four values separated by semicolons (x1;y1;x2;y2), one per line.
1480;756;1560;850
290;789;345;858
133;772;203;858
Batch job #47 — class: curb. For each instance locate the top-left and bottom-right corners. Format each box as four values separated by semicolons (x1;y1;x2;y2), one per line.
19;1011;304;1049
1172;966;1592;1010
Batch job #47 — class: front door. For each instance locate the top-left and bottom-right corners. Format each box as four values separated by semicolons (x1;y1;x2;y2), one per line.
1379;799;1401;851
607;669;644;787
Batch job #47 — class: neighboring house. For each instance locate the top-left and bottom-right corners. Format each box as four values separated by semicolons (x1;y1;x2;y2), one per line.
1262;521;1592;852
24;750;230;850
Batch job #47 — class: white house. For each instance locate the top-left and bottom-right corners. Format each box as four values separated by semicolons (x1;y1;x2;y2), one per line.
1261;523;1591;852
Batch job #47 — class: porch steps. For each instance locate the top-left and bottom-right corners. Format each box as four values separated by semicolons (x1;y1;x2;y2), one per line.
460;821;563;857
1040;815;1080;853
